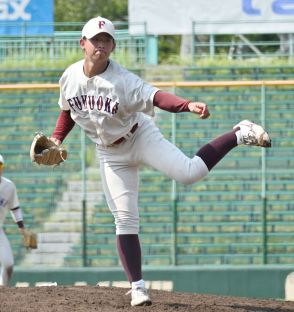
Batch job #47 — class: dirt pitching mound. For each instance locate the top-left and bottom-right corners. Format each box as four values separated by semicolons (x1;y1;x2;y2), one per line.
1;286;294;312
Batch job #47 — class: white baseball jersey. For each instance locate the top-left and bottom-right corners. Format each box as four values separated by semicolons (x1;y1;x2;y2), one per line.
58;59;158;146
56;57;209;236
0;177;19;227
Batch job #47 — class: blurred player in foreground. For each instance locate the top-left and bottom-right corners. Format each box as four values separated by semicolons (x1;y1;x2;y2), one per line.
48;16;271;306
0;154;36;286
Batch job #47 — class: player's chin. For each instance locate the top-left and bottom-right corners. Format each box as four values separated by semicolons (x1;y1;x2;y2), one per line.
92;52;108;62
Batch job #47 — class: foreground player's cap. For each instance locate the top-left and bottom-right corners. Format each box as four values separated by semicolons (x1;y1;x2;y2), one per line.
0;154;4;164
82;16;115;39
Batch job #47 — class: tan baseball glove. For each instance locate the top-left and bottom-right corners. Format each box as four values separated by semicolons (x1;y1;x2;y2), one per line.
19;228;38;249
30;132;67;166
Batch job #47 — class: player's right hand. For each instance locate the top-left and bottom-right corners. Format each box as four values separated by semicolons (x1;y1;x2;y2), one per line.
188;102;210;119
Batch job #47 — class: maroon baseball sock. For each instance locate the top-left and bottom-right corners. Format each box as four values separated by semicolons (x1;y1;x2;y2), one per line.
116;234;142;282
196;129;238;171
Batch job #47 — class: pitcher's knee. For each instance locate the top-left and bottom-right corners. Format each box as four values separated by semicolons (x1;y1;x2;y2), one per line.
115;217;140;235
179;156;209;185
178;169;208;185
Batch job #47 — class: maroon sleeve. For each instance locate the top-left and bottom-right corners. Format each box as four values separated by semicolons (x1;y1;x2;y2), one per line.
51;110;75;142
153;91;191;113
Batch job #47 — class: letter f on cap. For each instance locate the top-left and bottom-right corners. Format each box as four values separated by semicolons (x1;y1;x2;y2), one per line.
98;21;106;29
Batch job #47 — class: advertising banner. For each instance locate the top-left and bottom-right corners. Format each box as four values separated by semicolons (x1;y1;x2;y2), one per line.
129;0;294;35
0;0;54;35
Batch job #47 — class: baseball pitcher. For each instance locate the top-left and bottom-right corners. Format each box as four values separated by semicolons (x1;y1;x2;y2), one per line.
31;16;271;306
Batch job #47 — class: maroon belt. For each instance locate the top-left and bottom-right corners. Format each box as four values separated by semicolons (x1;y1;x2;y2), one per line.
112;123;138;145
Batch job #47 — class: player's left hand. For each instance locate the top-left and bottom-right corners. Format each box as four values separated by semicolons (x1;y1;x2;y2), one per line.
30;132;67;166
188;102;210;119
19;228;38;249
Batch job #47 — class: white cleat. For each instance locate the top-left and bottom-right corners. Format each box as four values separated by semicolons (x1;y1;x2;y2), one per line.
233;120;271;148
126;287;152;306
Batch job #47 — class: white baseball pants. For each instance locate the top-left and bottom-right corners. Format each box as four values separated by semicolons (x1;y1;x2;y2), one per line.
0;228;14;286
97;116;209;235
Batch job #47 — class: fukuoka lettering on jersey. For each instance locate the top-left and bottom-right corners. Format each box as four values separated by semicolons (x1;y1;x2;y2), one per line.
58;59;158;146
0;177;20;227
67;94;119;115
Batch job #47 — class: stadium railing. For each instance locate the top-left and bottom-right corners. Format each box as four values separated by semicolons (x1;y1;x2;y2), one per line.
183;65;294;81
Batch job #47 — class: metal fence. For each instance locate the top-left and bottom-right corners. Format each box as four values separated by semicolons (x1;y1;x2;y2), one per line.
0;21;148;66
192;21;294;62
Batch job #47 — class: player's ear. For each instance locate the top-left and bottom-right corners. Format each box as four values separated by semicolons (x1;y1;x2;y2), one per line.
111;40;116;52
80;38;86;50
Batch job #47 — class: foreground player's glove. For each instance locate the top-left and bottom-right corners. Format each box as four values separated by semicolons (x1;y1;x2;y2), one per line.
19;228;38;249
30;132;67;166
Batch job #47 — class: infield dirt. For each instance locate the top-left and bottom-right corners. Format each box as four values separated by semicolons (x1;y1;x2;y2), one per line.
1;285;294;312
